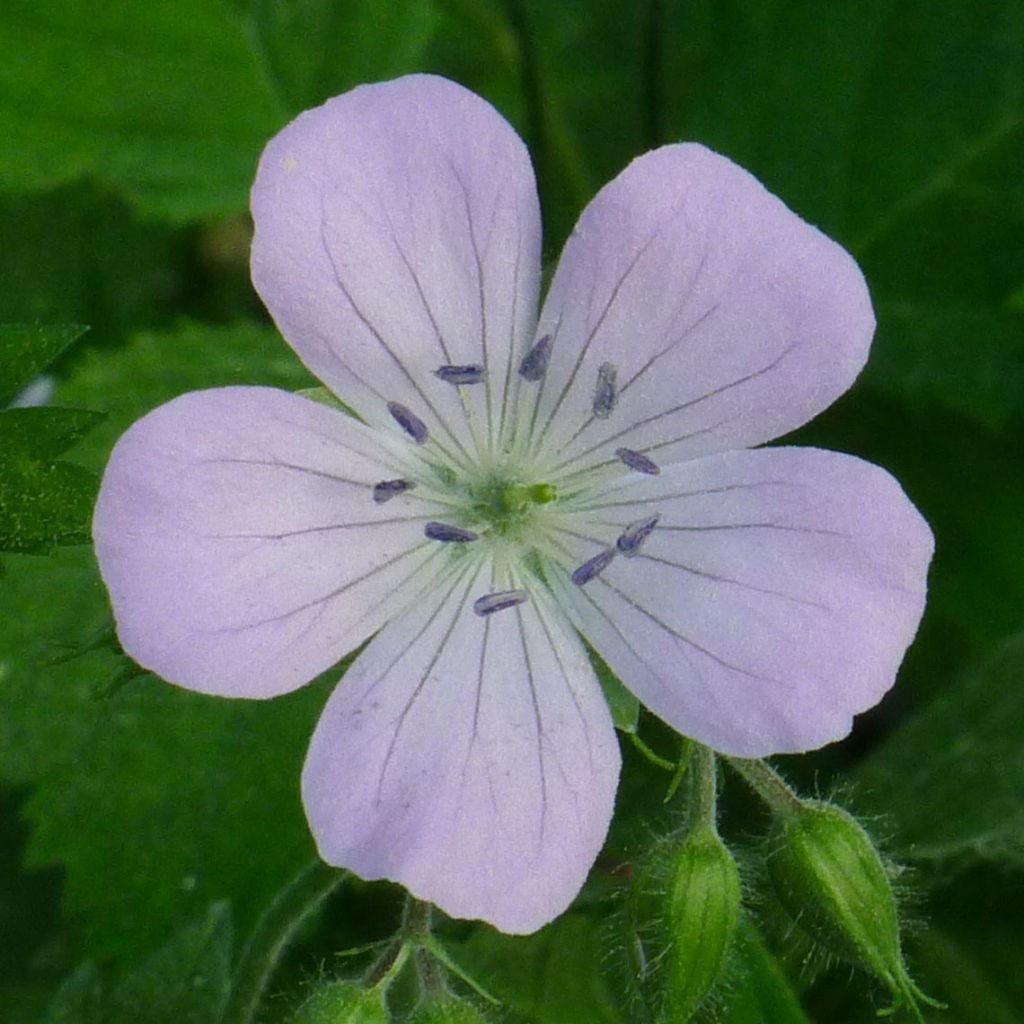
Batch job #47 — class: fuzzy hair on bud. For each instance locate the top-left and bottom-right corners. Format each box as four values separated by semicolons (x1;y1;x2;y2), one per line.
769;800;940;1021
288;980;389;1024
622;823;741;1022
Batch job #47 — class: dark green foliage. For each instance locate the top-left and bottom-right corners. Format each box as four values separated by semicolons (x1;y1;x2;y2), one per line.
0;2;1022;1022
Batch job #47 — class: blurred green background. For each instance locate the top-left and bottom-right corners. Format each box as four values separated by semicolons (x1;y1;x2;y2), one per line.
1;1;1022;1022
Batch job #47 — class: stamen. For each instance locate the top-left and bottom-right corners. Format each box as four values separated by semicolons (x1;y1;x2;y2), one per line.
386;401;429;444
473;589;529;617
615;447;661;475
617;514;660;556
571;548;616;586
592;362;618;419
518;334;553;382
434;363;485;385
425;521;479;543
372;479;415;504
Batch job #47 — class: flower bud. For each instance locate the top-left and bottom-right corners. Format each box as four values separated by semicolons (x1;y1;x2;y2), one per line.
625;823;741;1021
289;980;389;1024
408;995;490;1024
769;800;936;1016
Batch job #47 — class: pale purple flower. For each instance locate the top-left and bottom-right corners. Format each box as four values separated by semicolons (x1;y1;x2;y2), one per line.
92;75;933;934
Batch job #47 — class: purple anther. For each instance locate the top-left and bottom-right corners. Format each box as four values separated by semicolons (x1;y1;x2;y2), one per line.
434;363;485;385
571;548;616;587
425;522;479;543
617;514;660;556
615;447;661;475
386;401;429;444
372;479;415;504
592;362;618;419
473;589;529;617
518;334;553;382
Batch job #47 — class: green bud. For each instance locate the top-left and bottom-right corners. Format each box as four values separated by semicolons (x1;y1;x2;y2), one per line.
408;995;490;1024
289;980;389;1024
769;800;938;1019
626;823;741;1022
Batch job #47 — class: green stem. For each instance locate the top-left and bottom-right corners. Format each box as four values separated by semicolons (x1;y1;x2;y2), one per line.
689;744;718;828
663;737;693;803
421;936;502;1006
402;896;433;939
629;731;677;771
364;939;407;989
726;758;804;818
222;860;347;1024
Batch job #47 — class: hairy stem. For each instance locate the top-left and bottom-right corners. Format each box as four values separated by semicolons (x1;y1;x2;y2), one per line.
726;757;804;818
222;860;347;1024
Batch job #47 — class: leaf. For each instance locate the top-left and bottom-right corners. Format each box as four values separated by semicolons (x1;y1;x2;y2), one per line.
0;545;333;965
668;0;1024;431
0;407;104;553
586;642;639;734
43;964;104;1024
855;631;1024;868
868;303;1024;431
721;921;812;1024
250;0;442;114
0;322;327;963
108;903;232;1024
0;324;88;405
0;188;187;344
452;914;623;1024
0;0;285;221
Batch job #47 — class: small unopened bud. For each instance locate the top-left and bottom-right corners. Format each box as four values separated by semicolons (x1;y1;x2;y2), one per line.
624;824;741;1021
408;996;489;1023
770;801;939;1019
289;980;389;1024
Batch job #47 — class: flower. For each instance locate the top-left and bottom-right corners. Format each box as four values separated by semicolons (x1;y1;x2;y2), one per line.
92;74;933;934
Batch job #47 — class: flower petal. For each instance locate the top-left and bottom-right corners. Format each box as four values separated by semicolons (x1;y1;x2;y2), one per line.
301;566;620;933
251;74;542;459
552;448;932;756
93;386;450;698
523;145;874;473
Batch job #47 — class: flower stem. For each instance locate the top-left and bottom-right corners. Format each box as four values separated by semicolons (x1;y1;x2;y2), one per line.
726;757;804;818
222;860;348;1024
629;731;677;771
689;743;718;829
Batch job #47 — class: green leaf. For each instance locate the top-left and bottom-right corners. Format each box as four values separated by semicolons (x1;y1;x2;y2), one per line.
0;406;104;553
586;643;639;734
0;323;328;963
0;545;333;965
43;963;104;1024
108;903;233;1024
0;323;88;405
0;0;285;221
721;921;812;1024
452;914;623;1024
250;0;441;114
0;188;191;343
56;322;316;456
868;303;1024;431
670;0;1024;431
855;631;1024;868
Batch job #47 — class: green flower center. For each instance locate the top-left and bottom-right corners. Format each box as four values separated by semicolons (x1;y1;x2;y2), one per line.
466;474;556;539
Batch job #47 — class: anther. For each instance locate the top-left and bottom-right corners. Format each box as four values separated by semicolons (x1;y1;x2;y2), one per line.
425;522;479;543
592;362;618;419
473;589;529;617
571;548;616;586
617;514;660;556
434;363;485;385
615;447;661;475
386;401;429;444
518;334;553;382
372;479;415;504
